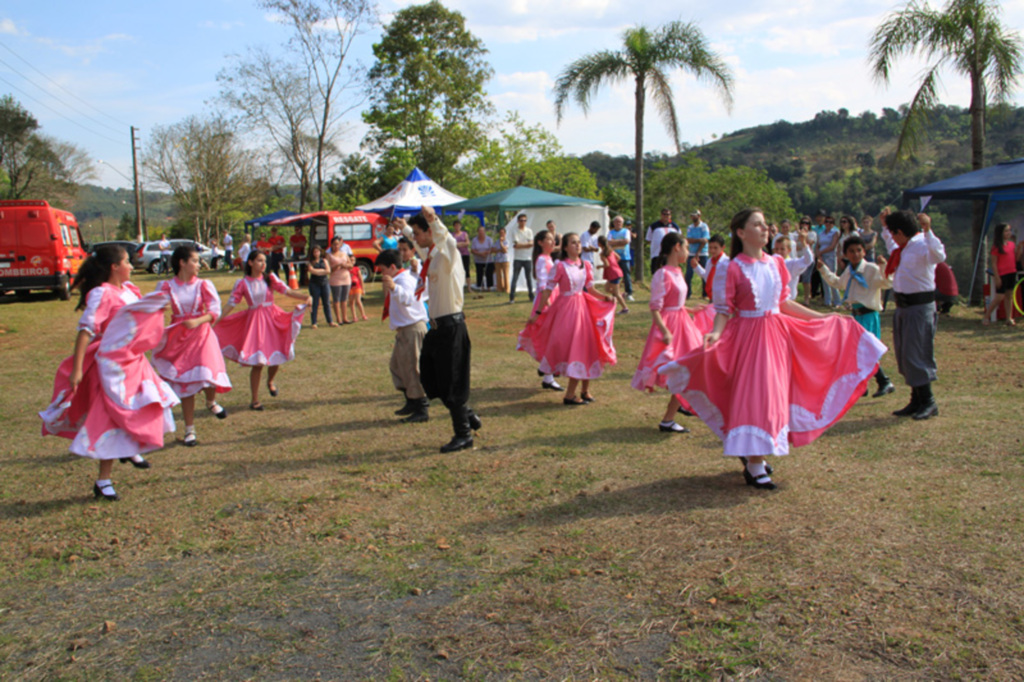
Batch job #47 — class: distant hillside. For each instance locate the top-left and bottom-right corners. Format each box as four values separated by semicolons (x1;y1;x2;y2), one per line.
581;103;1024;218
70;185;178;243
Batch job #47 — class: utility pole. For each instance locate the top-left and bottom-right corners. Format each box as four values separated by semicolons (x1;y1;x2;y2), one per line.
131;126;146;241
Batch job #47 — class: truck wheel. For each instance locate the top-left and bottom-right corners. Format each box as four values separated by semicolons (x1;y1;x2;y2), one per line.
357;260;374;283
56;277;71;301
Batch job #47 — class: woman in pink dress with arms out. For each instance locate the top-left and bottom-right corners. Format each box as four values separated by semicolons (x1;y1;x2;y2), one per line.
631;232;704;433
152;244;232;447
519;232;617;405
216;250;310;410
516;229;563;391
659;208;887;489
40;245;180;501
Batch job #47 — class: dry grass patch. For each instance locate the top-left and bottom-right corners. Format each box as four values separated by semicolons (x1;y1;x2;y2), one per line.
1;274;1022;680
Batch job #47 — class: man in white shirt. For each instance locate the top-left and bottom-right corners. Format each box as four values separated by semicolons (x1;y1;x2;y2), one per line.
880;208;946;420
509;213;534;303
222;232;234;271
580;221;601;267
158;234;172;275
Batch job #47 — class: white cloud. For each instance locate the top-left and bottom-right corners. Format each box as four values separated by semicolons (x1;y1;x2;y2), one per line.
0;18;24;35
34;33;134;65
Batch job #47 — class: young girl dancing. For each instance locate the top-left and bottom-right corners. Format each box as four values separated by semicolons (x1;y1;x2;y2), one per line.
631;233;703;433
598;235;629;314
40;245;179;500
516;230;562;391
518;233;617;405
658;208;887;489
216;250;310;410
152;245;232;447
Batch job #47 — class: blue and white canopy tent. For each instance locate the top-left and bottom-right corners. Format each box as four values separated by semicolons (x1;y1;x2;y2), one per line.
244;210;298;236
903;158;1024;302
356;167;467;218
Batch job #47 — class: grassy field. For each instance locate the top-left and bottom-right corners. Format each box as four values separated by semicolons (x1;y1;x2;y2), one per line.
1;270;1022;681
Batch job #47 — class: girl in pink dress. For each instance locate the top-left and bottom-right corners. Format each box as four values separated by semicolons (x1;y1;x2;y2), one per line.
516;230;562;391
40;245;179;501
520;233;617;405
153;245;232;447
598;236;629;314
658;208;887;489
631;233;704;433
348;264;368;322
216;250;310;410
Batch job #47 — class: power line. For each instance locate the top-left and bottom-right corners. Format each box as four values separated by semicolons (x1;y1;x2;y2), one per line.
0;42;132;130
0;56;126;136
0;73;125;145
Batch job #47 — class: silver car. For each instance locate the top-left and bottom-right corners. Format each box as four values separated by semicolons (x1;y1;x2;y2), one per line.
140;239;215;273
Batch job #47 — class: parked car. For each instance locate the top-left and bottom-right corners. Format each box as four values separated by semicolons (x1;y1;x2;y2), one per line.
0;199;88;300
139;239;214;273
88;240;144;269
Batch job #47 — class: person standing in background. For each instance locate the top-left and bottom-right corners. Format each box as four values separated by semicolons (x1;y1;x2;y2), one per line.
607;215;634;301
509;213;535;304
685;210;710;298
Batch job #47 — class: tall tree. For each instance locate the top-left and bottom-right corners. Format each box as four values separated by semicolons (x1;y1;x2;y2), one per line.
870;0;1023;302
258;0;374;210
218;48;319;211
0;95;95;205
554;22;733;282
362;0;493;185
144;115;269;244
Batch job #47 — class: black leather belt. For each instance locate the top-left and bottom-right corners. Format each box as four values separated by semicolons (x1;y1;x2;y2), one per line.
851;306;875;316
894;291;936;307
431;312;465;328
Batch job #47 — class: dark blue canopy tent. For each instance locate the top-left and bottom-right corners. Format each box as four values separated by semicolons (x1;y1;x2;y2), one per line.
244;210;298;235
903;158;1024;301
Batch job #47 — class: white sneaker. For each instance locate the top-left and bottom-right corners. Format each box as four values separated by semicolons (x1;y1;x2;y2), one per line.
626;294;635;302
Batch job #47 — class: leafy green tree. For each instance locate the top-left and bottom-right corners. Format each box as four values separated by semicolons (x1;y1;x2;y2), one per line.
554;21;733;282
448;112;597;199
0;95;95;205
870;0;1024;301
324;153;377;210
645;156;794;236
362;0;493;186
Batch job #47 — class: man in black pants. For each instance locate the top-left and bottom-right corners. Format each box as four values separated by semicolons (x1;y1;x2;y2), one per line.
399;206;482;452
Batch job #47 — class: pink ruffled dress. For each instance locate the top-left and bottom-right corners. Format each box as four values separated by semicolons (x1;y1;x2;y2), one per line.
658;253;886;456
631;265;703;392
516;254;561;362
517;260;616;379
152;277;232;397
215;275;306;366
40;283;180;459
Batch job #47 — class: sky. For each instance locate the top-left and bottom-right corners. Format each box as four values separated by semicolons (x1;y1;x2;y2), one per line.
2;0;1024;191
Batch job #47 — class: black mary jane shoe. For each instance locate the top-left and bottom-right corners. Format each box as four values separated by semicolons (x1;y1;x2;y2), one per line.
93;483;120;501
267;383;279;398
563;397;585;406
658;422;690;433
677;406;695;417
739;457;772;477
541;381;563;391
743;469;777;490
580;393;595;403
119;456;151;470
249;402;265;411
440;435;474;453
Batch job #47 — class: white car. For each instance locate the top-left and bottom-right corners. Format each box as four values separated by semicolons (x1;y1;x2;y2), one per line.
140;239;215;273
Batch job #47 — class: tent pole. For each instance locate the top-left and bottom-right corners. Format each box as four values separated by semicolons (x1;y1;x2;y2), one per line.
967;194;996;304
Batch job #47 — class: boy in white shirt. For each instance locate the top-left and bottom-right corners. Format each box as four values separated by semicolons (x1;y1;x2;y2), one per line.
817;235;895;397
379;249;430;423
773;232;814;300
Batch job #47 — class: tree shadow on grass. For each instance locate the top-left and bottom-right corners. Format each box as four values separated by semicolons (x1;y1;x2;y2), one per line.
464;471;748;535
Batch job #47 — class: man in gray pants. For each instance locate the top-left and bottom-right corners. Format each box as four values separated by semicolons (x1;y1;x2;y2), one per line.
881;208;946;420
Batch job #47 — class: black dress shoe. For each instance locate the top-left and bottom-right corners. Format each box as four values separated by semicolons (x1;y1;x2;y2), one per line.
563;397;584;405
580;393;595;403
541;381;563;391
401;411;429;424
468;411;482;431
892;401;918;417
873;382;895;398
746;473;777;490
677;406;695;416
267;383;278;397
912;401;938;420
440;435;473;453
93;482;119;501
119;456;151;469
658;422;690;433
739;457;772;476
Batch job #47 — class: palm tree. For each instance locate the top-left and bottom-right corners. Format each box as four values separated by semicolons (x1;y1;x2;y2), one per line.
870;0;1023;302
554;22;733;283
